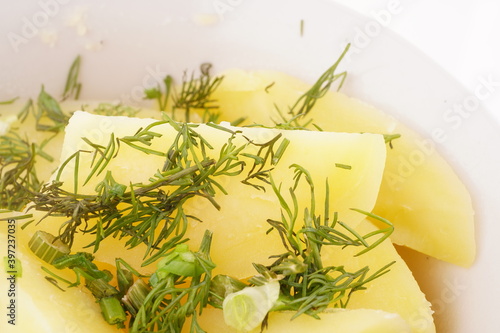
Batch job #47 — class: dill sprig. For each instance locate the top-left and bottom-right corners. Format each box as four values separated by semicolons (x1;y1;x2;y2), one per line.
42;251;127;328
384;133;401;149
38;87;70;132
92;103;140;117
207;164;395;328
275;44;349;129
30;154;218;256
241;133;290;191
28;118;288;263
248;164;394;318
143;63;224;123
17;56;80;132
0;97;19;105
17;87;70;133
144;75;173;112
62;55;82;101
244;47;351;132
172;63;224;122
37;231;216;332
129;230;215;333
0;131;51;210
248;46;401;148
1;57;80;210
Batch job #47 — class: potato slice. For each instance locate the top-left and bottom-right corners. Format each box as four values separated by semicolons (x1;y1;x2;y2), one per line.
322;220;435;333
189;308;412;333
211;69;475;267
0;220;123;333
30;111;386;279
190;220;435;333
19;111;434;332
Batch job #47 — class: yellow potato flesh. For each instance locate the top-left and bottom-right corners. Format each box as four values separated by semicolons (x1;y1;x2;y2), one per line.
189;219;435;333
24;111;434;332
3;65;456;332
322;220;435;333
212;69;475;267
36;111;385;279
0;217;123;333
189;308;412;333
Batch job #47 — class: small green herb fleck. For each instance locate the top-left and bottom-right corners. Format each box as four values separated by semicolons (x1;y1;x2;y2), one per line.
62;55;82;100
172;63;224;122
0;97;19;105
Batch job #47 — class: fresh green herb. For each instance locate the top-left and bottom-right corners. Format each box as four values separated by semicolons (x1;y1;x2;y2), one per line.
17;88;69;133
99;297;127;327
121;278;150;317
62;55;82;101
208;275;248;308
230;117;246;127
28;230;70;264
29;118;254;259
0;131;47;210
335;163;352;170
93;103;140;117
40;265;73;286
81;135;119;186
208;164;394;331
17;56;79;132
265;82;275;93
41;250;127;328
200;108;221;123
144;75;173;112
248;45;402;148
172;63;224;122
249;165;394;318
384;133;401;149
246;56;347;130
241;134;291;191
0;97;19;105
16;99;33;123
222;280;280;332
130;230;215;333
52;252;109;283
143;63;224;123
36;87;70;132
44;276;66;291
1;58;82;210
0;210;33;222
276;44;349;129
119;121;167;156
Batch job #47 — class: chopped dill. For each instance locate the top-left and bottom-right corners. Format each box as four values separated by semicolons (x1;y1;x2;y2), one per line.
3;55;399;332
62;55;82;101
0;131;48;210
0;97;19;105
29;117;289;260
172;63;224;122
209;165;395;323
143;63;224;123
93;103;141;117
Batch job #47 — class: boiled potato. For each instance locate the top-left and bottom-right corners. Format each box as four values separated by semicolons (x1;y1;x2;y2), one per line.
190;308;412;333
0;217;412;333
322;220;434;333
0;219;123;333
211;69;475;267
36;111;386;277
21;111;434;332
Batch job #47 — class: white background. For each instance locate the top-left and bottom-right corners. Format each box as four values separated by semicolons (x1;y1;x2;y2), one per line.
334;0;500;123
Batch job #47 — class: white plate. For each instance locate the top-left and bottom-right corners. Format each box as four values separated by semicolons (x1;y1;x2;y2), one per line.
1;0;499;332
